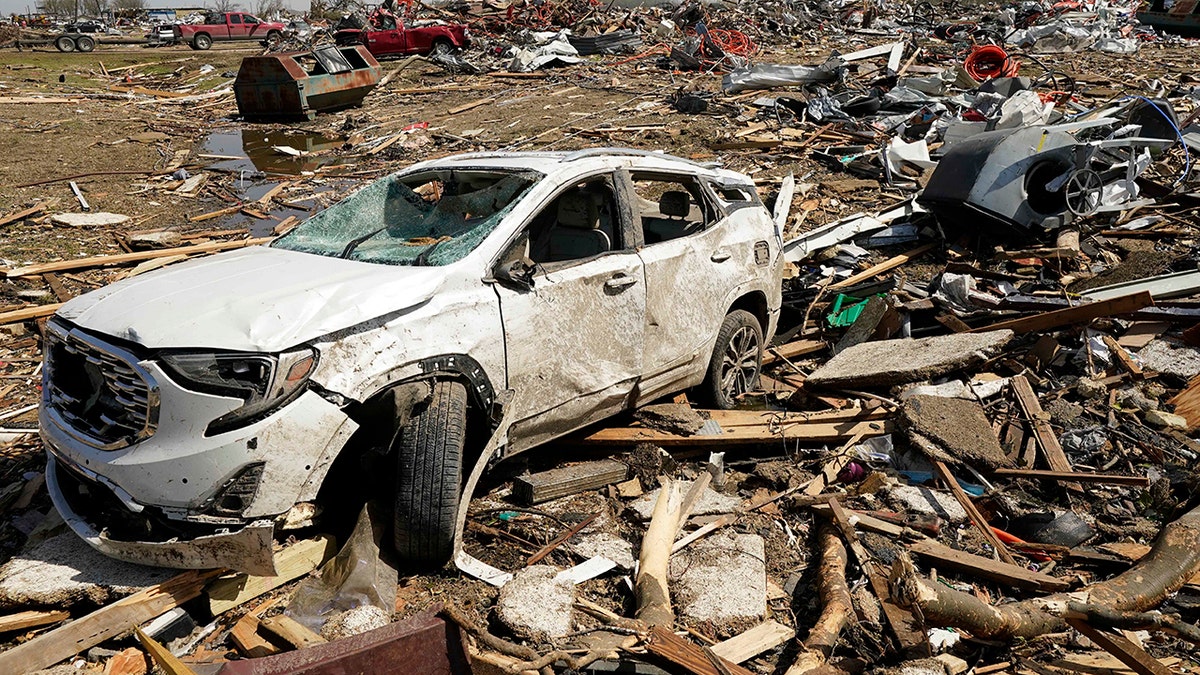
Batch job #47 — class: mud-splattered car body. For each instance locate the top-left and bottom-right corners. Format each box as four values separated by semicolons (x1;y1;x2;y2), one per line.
40;149;783;574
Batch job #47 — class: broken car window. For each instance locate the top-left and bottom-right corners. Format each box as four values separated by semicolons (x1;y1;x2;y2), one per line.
272;169;542;266
527;178;621;265
630;173;712;245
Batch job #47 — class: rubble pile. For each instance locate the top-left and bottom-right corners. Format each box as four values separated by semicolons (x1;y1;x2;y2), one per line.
0;0;1199;674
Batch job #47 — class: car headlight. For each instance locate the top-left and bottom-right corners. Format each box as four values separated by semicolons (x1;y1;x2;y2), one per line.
160;347;317;435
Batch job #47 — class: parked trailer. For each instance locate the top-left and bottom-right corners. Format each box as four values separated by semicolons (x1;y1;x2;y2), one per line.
15;34;150;52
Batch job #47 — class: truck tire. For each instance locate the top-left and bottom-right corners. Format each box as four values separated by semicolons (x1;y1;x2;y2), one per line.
75;35;95;52
193;33;212;50
264;30;282;46
698;309;763;409
393;380;466;569
55;36;76;52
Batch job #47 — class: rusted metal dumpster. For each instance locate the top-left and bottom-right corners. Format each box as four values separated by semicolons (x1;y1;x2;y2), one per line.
234;45;382;121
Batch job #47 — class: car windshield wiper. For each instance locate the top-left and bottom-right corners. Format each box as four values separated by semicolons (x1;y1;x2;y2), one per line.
339;226;387;259
412;237;447;266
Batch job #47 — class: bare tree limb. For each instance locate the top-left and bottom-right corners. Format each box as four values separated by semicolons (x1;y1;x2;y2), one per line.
786;522;855;674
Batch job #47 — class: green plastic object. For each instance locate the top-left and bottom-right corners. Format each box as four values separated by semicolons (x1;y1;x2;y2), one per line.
827;293;886;327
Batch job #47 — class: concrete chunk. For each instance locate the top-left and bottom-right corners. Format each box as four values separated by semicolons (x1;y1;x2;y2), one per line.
903;395;1011;470
496;565;575;639
883;484;968;523
806;330;1013;388
630;481;741;520
50;212;130;228
669;531;766;630
0;532;174;609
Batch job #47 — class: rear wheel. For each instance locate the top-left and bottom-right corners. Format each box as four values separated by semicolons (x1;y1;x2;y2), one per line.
193;33;212;50
75;35;95;52
55;36;76;52
699;310;763;409
393;380;466;569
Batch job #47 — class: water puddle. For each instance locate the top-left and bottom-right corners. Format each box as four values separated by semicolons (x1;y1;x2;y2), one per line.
199;129;348;176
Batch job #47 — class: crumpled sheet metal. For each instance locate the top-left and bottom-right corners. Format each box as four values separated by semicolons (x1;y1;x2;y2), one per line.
722;57;845;94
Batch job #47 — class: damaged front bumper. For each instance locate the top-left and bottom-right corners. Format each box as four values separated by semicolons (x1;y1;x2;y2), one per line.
45;453;279;575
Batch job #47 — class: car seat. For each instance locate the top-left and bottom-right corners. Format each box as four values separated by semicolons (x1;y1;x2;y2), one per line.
546;191;611;262
642;190;695;244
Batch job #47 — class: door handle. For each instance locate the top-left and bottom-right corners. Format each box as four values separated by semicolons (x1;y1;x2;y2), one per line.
710;251;731;263
604;274;638;291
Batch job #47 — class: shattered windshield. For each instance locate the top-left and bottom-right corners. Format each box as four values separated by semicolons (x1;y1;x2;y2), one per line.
272;168;542;266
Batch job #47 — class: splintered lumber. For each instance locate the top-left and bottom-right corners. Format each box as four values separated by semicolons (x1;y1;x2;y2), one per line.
135;627;199;675
259;614;327;650
711;620;795;664
0;205;43;227
785;523;852;674
933;461;1018;566
0;569;219;673
207;535;336;615
526;513;597;565
971;291;1154;334
0;609;69;633
1168;374;1200;432
448;97;495;115
578;419;892;447
188;205;243;223
645;625;754;675
512;460;628;505
5;237;274;278
1065;620;1172;675
827;498;928;657
0;302;63;325
1101;335;1143;377
1011;375;1074;473
761;339;826;365
991;468;1149;487
908;539;1069;591
803;430;865;496
230;598;284;658
828;243;936;290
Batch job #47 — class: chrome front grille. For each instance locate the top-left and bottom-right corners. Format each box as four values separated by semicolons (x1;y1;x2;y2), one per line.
43;322;159;450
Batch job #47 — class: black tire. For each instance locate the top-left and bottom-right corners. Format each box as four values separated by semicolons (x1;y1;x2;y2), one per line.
393;380;466;568
193;33;212;50
699;310;763;409
265;30;282;46
75;35;95;52
430;38;453;55
55;36;76;52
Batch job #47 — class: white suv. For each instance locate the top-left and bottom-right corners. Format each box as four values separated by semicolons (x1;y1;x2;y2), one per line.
40;149;783;574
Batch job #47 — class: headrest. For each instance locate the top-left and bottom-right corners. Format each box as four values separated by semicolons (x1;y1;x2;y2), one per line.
557;192;599;230
659;191;691;218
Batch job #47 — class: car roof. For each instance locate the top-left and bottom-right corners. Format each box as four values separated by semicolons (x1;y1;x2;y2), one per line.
408;148;746;183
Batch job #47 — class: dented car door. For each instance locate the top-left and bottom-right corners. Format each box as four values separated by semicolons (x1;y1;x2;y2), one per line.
493;172;645;452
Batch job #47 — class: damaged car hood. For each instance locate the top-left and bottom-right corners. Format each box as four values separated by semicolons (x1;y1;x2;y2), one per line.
57;246;445;352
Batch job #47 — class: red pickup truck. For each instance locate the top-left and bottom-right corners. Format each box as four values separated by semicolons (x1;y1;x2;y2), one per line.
334;21;469;58
176;12;287;50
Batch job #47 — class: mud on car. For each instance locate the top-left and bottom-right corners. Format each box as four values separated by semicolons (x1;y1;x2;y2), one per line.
40;149;784;575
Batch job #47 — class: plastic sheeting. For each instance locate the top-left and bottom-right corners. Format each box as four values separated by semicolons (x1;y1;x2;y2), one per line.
722;57;845;94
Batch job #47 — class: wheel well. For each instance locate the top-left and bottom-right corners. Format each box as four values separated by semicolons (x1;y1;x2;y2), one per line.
729;291;769;333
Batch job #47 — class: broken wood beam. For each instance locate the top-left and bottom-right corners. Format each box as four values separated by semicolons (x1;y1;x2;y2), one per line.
991;468;1149;487
259;614;327;650
229;598;284;658
1011;375;1074;473
933;461;1018;566
512;460;627;505
907;538;1069;592
1065;619;1172;675
644;625;754;675
0;609;69;633
971;291;1154;335
711;620;795;664
0;569;220;673
828;243;936;290
526;513;597;566
0;205;43;227
207;535;336;615
577;420;892;447
0;302;63;325
447;97;495;115
135;627;199;675
761;339;826;365
4;238;274;278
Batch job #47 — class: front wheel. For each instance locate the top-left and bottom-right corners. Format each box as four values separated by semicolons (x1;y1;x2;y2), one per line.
55;36;76;52
264;30;281;47
430;38;453;56
393;380;466;569
193;33;212;50
699;310;763;409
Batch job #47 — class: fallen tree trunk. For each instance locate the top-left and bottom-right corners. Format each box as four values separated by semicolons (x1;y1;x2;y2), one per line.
889;501;1200;639
786;522;854;674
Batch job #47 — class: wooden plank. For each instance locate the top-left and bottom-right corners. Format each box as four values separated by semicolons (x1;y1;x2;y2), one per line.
709;620;795;663
826;498;929;657
971;292;1154;335
187;205;242;223
933;461;1018;566
645;624;754;675
991;468;1149;487
1167;374;1200;432
804;430;865;496
761;339;826;365
577;420;893;447
0;205;43;227
135;627;199;675
0;303;62;325
828;243;936;290
207;535;336;615
43;273;73;302
1101;335;1143;377
0;609;69;633
0;570;219;674
448;97;495;115
908;539;1069;591
259;614;327;650
526;513;597;566
1065;619;1172;675
512;460;628;505
5;238;274;278
1011;375;1074;473
229;598;284;658
698;407;889;427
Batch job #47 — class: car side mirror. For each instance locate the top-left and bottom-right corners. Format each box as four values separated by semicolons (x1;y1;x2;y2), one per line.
495;258;535;291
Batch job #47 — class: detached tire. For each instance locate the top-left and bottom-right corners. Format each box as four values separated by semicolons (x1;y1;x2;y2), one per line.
393;380;466;569
699;310;763;409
